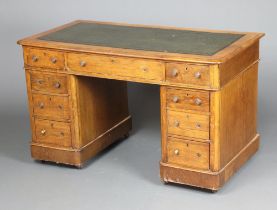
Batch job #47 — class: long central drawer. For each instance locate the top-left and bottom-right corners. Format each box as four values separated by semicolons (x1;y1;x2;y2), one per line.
66;53;165;81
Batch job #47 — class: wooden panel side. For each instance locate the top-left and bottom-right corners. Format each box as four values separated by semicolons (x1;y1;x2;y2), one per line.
219;41;259;86
25;70;36;141
210;91;221;171
75;76;130;147
218;63;258;168
160;86;168;162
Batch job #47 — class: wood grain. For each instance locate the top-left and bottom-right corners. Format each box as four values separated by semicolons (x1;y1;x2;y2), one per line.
216;63;258;168
32;93;70;121
166;62;210;87
166;87;210;112
18;21;264;190
73;76;130;148
167;137;209;170
30;71;68;94
25;48;65;70
167;110;209;139
34;118;71;147
66;52;165;82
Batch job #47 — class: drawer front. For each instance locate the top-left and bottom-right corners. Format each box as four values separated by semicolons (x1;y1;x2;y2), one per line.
166;88;209;112
32;93;70;120
30;72;68;94
25;48;65;69
167;110;209;139
166;63;210;87
67;53;165;81
167;138;209;170
34;118;71;147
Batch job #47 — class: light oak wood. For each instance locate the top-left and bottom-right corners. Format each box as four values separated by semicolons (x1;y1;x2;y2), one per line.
18;20;264;191
34;118;72;147
30;71;68;94
72;76;130;148
166;87;210;112
25;48;65;70
167;110;209;140
32;93;70;121
211;63;258;169
166;62;210;87
31;116;132;167
161;134;260;190
66;52;165;82
167;137;209;170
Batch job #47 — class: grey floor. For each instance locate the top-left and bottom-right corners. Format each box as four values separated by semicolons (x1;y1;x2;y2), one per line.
0;83;276;210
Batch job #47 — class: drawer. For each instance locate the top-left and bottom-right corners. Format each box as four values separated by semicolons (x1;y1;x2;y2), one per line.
166;63;210;87
34;118;71;147
30;72;68;94
167;137;209;170
167;110;209;139
32;93;70;120
166;88;209;112
66;53;165;81
25;48;65;69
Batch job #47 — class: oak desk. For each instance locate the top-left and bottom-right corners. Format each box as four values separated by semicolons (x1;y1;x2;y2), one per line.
18;20;264;191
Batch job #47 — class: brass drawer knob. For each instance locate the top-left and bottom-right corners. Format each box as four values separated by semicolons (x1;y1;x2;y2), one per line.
80;60;86;67
174;149;179;155
32;55;38;62
142;67;148;72
194;72;201;79
194;98;202;106
40;129;46;135
36;79;43;84
174;120;180;127
172;96;179;103
54;82;61;88
51;57;57;64
171;68;178;77
39;102;44;109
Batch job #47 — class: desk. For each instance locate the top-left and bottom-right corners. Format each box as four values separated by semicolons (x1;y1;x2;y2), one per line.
18;20;264;191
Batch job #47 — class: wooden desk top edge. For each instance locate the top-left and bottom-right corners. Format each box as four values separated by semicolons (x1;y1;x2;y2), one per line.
17;20;264;64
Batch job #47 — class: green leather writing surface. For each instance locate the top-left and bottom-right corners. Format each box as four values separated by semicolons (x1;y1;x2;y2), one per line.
39;23;244;56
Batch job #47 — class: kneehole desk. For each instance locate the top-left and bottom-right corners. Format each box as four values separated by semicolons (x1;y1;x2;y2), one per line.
17;20;264;191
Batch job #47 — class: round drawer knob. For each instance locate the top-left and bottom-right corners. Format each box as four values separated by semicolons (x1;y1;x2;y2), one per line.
194;72;201;79
80;60;86;67
39;102;44;109
54;82;61;88
174;149;179;155
51;57;57;64
171;68;178;77
194;98;202;106
142;67;148;72
32;56;38;62
37;79;43;84
41;129;46;135
172;96;179;103
196;123;201;128
174;120;180;127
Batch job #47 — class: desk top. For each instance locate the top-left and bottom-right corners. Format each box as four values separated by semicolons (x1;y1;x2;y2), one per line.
18;20;264;63
38;22;243;56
